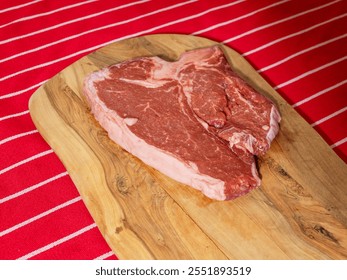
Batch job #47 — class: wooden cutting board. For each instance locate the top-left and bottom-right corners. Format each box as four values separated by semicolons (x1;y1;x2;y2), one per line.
29;34;347;259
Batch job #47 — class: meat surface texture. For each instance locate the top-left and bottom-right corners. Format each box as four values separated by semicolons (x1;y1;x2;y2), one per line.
83;46;281;201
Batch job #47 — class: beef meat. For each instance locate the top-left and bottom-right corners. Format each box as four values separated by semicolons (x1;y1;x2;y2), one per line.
83;46;280;200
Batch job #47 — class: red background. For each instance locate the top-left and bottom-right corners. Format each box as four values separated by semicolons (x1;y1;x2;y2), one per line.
1;0;346;259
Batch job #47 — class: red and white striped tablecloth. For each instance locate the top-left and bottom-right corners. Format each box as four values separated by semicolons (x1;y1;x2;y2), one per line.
1;0;346;260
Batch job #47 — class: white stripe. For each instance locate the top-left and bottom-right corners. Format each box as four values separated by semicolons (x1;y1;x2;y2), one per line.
17;223;97;260
0;0;98;29
2;4;345;113
293;80;347;108
0;49;88;81
0;0;198;81
311;106;347;127
94;251;115;260
0;130;38;145
0;0;199;64
274;56;347;89
0;0;247;82
223;0;341;44
331;137;347;149
0;197;81;237
3;0;340;69
193;0;288;35
0;171;68;204
0;0;41;14
0;149;53;175
0;0;150;44
0;80;46;100
0;109;29;122
243;12;347;56
259;33;347;72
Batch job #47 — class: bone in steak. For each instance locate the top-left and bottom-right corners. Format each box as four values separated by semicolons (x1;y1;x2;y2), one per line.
83;46;281;200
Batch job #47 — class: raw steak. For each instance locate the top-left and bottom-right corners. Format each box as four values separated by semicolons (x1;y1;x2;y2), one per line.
83;46;280;200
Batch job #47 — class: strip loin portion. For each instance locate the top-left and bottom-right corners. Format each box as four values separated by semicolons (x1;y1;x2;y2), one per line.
83;46;281;200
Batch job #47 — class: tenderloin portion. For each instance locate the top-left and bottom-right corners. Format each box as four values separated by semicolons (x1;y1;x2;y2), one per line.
177;47;281;156
83;46;280;200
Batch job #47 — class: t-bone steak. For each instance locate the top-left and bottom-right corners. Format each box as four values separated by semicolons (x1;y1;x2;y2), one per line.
83;46;281;200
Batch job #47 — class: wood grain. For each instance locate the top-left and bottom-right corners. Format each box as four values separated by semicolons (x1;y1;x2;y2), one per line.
29;34;347;259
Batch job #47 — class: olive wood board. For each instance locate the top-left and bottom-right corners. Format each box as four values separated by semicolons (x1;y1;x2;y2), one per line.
29;34;347;259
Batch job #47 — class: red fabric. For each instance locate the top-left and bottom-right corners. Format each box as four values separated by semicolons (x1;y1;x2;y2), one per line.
1;0;346;260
